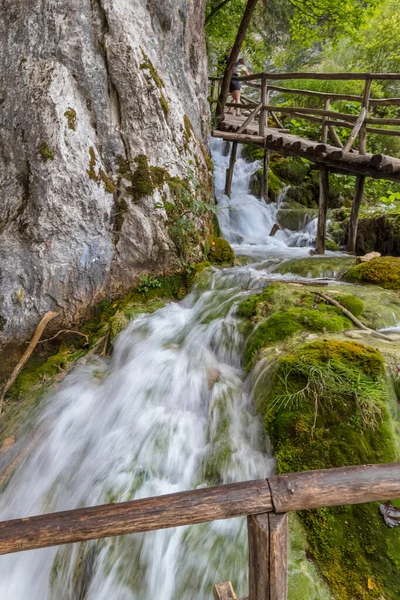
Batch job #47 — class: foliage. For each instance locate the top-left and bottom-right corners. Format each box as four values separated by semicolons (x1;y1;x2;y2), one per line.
207;236;235;264
137;274;162;293
262;340;400;600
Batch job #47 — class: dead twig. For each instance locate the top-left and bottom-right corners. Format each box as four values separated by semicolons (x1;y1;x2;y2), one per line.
0;311;59;416
38;329;89;346
315;292;393;342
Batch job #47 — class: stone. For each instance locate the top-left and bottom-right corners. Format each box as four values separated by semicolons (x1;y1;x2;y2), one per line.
356;251;381;264
0;0;210;344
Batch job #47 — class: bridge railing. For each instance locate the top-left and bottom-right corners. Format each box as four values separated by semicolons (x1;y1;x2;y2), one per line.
209;72;400;152
1;463;400;599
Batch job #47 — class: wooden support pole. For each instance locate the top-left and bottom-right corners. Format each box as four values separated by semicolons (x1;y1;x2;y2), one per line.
248;513;288;600
225;141;238;196
262;145;270;202
347;175;365;254
316;167;329;254
321;98;330;143
259;76;268;136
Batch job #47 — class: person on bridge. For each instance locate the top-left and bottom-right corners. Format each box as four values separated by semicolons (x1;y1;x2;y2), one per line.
227;58;250;117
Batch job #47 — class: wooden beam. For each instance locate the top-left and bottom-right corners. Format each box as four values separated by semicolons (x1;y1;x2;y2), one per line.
316;167;329;254
264;105;358;123
214;582;237;599
328;124;344;148
0;479;273;556
268;85;363;103
359;79;372;154
238;103;262;134
268;463;400;513
347;175;365;253
321;99;330;143
260;77;268;136
248;513;288;600
225;142;238;196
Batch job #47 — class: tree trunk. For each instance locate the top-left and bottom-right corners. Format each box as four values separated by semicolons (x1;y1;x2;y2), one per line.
216;0;260;120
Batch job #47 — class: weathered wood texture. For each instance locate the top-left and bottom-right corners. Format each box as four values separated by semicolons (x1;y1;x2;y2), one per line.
225;142;238;196
212;129;400;182
269;463;400;513
214;581;237;599
248;513;288;600
347;175;365;253
316;168;329;254
0;480;272;555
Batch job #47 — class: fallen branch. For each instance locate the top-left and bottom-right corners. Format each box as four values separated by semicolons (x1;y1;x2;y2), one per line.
38;329;89;346
0;311;59;416
315;292;393;341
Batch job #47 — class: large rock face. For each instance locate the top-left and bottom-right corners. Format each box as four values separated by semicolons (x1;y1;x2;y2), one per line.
0;0;210;342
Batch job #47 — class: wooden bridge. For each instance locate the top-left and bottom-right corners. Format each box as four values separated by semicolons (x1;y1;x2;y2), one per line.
0;463;400;599
209;72;400;254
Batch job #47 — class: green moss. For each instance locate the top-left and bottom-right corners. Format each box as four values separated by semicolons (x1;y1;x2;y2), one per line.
268;168;285;196
183;115;193;150
276;256;355;279
325;239;340;251
335;294;364;317
270;156;310;186
39;142;54;161
207;236;234;265
99;169;115;193
140;49;165;90
186;261;211;288
262;340;400;600
344;257;400;290
277;206;317;231
87;147;97;181
160;92;170;116
114;198;129;233
125;154;155;201
64;107;77;131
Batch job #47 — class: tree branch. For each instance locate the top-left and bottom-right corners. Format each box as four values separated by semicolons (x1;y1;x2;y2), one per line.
205;0;233;25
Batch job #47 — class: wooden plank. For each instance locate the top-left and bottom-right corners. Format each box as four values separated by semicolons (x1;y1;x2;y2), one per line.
0;480;273;556
214;582;237;599
315;167;329;254
264;105;358;123
328;124;344;148
268;85;363;103
225;142;238;196
260;77;268;136
248;513;288;600
347;175;365;253
343;106;367;152
226;72;400;82
269;463;400;513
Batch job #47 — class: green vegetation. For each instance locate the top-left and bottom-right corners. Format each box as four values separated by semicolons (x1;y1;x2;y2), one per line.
261;340;400;600
344;257;400;289
87;148;115;193
39;142;54;161
275;256;355;279
64;107;77;131
207;236;235;265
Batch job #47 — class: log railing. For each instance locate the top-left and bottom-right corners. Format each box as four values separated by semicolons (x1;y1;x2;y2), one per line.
1;463;400;599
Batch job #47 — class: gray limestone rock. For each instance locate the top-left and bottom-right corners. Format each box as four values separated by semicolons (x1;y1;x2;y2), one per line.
0;0;210;343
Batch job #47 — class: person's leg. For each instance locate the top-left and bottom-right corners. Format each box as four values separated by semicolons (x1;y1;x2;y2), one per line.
233;90;241;116
227;90;234;114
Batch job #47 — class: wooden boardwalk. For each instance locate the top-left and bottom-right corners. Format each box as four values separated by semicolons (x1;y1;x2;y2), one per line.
209;72;400;254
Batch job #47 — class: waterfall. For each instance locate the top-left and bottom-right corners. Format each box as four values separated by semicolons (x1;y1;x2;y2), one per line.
0;141;316;599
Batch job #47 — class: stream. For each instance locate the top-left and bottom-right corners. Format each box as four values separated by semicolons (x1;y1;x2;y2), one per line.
0;139;342;599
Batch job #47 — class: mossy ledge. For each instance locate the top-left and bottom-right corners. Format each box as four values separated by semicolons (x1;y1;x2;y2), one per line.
0;269;210;449
344;256;400;290
258;340;400;600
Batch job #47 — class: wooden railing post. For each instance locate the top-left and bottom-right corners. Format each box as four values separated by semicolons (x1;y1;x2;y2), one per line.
225;141;238;196
259;75;268;137
346;78;372;252
248;512;288;600
321;98;330;143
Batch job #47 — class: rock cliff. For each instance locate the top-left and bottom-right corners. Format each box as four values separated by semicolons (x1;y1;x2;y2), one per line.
0;0;210;342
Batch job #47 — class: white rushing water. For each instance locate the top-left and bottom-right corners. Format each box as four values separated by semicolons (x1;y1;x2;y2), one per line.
0;140;318;599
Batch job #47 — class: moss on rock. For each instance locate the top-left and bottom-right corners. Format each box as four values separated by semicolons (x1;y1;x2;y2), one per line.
207;236;234;265
261;340;400;600
344;257;400;290
275;256;355;279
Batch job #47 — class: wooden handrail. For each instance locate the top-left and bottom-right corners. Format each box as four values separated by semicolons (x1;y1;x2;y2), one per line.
209;71;400;82
1;464;400;556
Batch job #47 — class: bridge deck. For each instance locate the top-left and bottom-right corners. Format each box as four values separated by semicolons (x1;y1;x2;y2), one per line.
212;115;400;181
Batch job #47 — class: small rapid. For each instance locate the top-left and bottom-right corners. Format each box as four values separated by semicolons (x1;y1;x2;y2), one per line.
0;140;319;599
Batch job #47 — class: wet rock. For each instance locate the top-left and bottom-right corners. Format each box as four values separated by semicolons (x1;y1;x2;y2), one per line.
356;251;381;264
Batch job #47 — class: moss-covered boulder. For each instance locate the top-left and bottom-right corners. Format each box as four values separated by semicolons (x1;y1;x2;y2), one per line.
260;340;400;600
239;283;355;369
207;236;234;265
270;156;310;186
344;257;400;290
250;168;284;201
275;256;355;279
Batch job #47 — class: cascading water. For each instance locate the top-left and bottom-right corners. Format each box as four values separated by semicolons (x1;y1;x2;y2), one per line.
0;141;318;599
